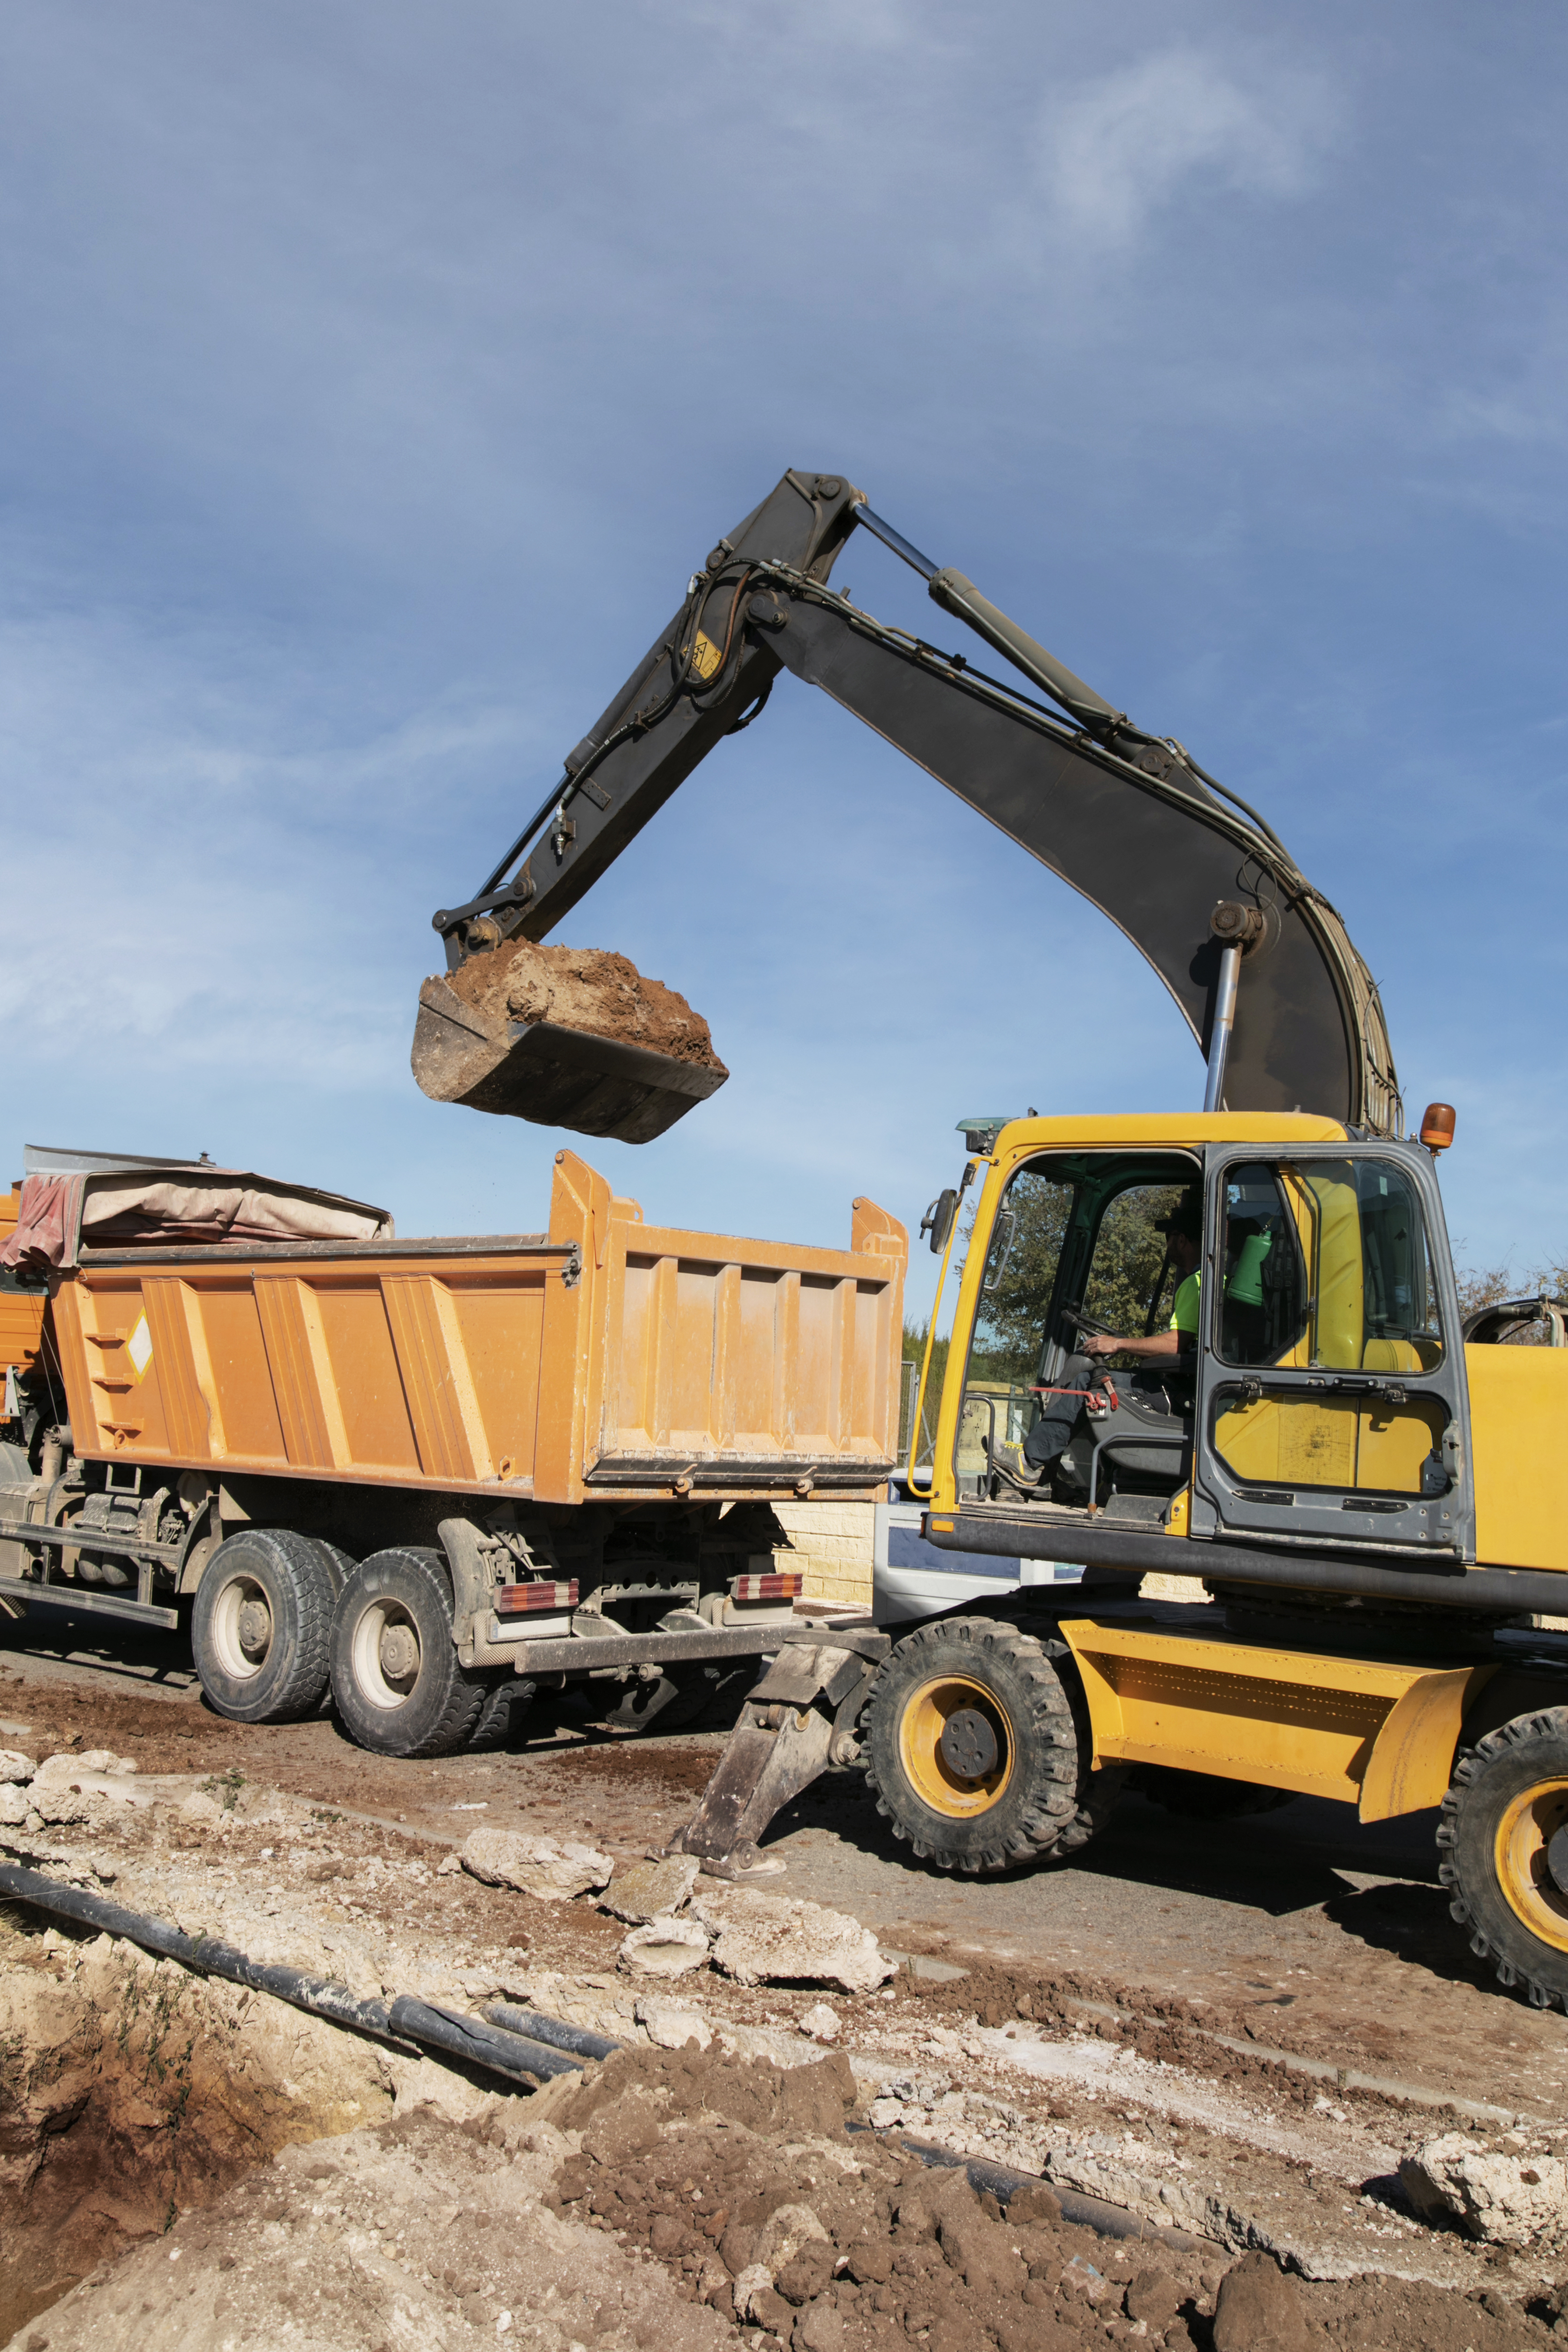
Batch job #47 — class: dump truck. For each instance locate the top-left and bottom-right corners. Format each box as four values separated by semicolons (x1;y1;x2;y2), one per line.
0;1144;907;1751
401;469;1568;2016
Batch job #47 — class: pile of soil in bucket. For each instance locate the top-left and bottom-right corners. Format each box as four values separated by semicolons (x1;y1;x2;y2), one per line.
443;939;726;1071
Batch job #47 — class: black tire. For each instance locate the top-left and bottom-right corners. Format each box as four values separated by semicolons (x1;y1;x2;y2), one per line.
862;1615;1121;1875
1437;1708;1568;2009
1136;1766;1295;1821
191;1529;337;1724
310;1538;355;1598
468;1674;535;1751
329;1547;490;1758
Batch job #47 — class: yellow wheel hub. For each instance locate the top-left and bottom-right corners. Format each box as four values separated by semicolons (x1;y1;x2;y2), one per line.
898;1674;1013;1818
1494;1778;1568;1953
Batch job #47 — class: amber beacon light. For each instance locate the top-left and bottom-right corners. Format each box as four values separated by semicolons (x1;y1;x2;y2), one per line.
1420;1102;1457;1153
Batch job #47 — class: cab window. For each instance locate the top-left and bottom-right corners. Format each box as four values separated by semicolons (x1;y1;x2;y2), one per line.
1218;1165;1308;1365
1083;1181;1190;1341
1220;1157;1443;1372
963;1165;1075;1452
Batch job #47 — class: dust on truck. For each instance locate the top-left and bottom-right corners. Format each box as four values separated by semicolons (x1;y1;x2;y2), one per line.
0;1146;907;1755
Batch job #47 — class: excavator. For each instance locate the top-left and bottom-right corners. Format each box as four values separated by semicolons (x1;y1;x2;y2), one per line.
422;470;1568;2013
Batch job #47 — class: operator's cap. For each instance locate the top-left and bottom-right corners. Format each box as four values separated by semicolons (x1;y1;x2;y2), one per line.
1153;1194;1201;1240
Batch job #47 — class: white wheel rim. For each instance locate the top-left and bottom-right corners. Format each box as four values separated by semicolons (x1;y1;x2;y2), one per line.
351;1596;422;1711
210;1574;274;1682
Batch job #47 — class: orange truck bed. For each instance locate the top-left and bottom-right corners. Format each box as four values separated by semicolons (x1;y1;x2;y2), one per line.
46;1150;908;1505
0;1184;47;1392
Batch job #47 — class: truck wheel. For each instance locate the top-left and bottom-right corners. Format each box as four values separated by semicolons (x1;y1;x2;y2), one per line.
862;1615;1116;1875
329;1547;489;1758
468;1674;534;1750
311;1539;355;1598
191;1530;337;1723
1438;1709;1568;2009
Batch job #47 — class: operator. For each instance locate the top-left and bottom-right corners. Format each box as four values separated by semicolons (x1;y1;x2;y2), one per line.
1080;1198;1204;1369
991;1196;1202;1496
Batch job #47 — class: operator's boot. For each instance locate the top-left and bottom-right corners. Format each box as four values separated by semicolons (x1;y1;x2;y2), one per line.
982;1434;1050;1496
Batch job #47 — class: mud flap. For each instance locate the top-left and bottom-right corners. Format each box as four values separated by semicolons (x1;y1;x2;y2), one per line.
667;1637;885;1878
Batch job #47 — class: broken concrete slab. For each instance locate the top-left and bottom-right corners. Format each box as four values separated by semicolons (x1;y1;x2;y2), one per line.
635;1997;713;2050
1400;2132;1568;2245
599;1853;699;1925
618;1918;712;1978
456;1828;612;1900
694;1887;894;1994
0;1749;36;1782
34;1750;138;1783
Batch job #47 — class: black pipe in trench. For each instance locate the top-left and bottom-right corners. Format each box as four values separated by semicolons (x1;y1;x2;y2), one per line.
0;1863;1198;2251
0;1862;584;2083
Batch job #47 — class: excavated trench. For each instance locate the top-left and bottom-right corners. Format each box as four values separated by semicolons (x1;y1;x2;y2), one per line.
0;1911;399;2343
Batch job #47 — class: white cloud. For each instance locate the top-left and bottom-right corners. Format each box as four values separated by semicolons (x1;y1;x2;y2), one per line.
1041;48;1334;252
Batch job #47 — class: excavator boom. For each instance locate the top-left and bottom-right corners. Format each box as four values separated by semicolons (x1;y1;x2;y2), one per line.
425;470;1400;1137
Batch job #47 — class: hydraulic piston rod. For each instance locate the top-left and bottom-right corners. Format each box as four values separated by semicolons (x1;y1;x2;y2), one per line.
1203;940;1242;1113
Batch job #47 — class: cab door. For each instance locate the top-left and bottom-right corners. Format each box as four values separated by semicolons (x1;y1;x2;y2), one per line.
1191;1146;1474;1559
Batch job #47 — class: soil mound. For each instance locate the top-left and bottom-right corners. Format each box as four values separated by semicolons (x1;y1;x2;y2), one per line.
444;940;726;1072
545;2041;1214;2346
541;2044;1553;2352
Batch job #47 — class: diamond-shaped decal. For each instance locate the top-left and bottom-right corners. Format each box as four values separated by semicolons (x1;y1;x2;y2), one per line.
126;1315;154;1379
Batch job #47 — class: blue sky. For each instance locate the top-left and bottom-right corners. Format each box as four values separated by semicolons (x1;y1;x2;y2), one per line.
1;3;1564;1319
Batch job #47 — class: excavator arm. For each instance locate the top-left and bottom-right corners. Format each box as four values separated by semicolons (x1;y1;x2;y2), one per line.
427;469;1400;1136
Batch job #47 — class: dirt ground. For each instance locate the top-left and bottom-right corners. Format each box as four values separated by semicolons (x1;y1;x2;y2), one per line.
5;1603;1568;2351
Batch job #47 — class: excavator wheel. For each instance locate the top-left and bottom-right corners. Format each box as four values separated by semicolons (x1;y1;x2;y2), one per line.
329;1547;490;1758
1438;1708;1568;2010
862;1616;1120;1875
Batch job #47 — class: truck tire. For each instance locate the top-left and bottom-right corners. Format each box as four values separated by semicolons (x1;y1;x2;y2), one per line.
311;1539;355;1598
191;1529;337;1723
330;1547;490;1758
468;1675;534;1750
862;1615;1120;1875
1438;1708;1568;2009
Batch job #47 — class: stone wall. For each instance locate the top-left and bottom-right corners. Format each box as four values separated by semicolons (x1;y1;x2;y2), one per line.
773;1499;876;1610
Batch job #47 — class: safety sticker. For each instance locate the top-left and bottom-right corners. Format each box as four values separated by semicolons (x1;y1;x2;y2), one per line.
685;630;723;681
126;1314;154;1380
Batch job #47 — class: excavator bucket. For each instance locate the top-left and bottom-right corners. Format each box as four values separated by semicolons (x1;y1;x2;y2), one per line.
411;976;728;1144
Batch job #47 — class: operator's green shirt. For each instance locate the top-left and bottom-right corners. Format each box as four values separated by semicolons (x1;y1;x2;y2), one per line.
1169;1271;1201;1337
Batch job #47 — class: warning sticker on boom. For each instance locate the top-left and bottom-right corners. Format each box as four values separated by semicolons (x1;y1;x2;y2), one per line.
684;630;723;681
